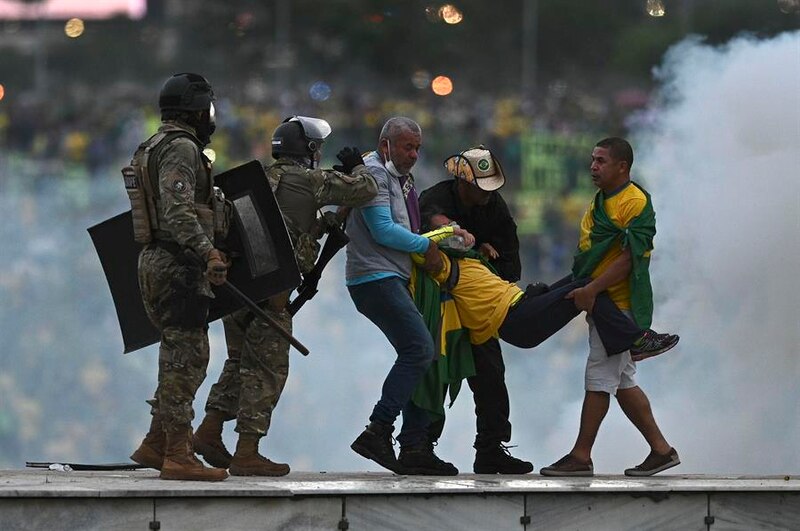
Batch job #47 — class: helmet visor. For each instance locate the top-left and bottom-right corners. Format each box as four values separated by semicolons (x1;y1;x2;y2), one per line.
289;116;332;141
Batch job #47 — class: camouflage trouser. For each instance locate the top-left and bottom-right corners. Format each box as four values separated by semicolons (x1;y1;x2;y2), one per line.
138;245;212;434
204;297;291;436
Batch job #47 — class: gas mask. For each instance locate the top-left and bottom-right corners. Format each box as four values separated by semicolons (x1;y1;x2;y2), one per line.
195;102;216;146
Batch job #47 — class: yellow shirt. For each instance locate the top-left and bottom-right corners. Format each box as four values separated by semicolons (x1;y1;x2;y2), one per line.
429;256;524;344
578;182;650;309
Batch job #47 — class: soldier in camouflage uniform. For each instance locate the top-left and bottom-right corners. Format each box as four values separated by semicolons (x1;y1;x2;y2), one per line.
129;73;229;482
193;116;378;476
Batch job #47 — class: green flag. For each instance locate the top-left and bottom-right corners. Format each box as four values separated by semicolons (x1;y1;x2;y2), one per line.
410;262;476;421
572;181;656;328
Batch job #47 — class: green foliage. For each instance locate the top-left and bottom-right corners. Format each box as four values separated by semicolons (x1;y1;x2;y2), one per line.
612;20;684;75
692;0;799;43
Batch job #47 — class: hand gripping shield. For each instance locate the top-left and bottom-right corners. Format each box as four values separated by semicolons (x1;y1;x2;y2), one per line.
88;160;301;353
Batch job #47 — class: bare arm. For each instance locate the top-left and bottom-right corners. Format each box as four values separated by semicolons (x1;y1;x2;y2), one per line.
566;248;632;313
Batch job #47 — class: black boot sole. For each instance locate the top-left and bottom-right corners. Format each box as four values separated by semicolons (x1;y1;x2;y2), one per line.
193;437;233;469
401;466;459;476
350;440;404;474
473;464;534;474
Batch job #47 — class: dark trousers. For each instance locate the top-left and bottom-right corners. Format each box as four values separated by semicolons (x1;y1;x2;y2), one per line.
428;337;512;449
429;277;640;448
499;277;642;355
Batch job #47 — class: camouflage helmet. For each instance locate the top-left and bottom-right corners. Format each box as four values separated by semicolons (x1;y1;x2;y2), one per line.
158;73;215;113
271;116;332;159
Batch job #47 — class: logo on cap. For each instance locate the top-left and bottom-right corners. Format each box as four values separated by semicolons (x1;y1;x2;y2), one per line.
443;146;506;192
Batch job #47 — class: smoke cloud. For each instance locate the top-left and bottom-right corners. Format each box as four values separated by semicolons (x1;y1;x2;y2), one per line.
504;31;800;475
627;31;800;474
244;32;800;475
2;32;796;478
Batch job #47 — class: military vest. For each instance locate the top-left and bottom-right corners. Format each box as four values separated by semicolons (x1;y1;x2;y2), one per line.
123;125;226;244
266;159;320;274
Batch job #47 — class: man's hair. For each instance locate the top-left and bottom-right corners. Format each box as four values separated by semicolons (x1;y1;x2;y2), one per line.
596;137;633;169
379;116;421;143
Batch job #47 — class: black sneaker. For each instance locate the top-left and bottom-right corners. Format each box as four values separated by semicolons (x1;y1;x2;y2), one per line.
398;443;458;476
630;330;680;362
350;421;402;473
474;443;533;474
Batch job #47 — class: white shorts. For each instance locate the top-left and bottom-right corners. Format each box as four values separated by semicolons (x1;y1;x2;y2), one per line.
584;312;637;394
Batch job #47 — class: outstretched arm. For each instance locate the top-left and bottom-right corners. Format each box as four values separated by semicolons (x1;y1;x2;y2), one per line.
362;206;442;272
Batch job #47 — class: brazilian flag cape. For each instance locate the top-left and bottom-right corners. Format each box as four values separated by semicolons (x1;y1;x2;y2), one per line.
410;249;496;421
572;181;656;329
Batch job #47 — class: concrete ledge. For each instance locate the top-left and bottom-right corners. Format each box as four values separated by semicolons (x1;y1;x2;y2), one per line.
1;470;797;497
0;471;797;530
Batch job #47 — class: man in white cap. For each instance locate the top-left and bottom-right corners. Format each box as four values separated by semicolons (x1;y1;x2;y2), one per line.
418;145;534;474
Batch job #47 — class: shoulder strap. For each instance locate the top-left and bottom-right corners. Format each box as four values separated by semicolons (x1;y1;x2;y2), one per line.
144;131;202;200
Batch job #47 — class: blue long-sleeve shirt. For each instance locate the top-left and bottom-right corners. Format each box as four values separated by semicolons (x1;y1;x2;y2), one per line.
345;151;428;286
362;206;430;253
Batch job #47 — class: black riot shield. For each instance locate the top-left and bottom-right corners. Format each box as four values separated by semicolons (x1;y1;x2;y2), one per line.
89;160;300;353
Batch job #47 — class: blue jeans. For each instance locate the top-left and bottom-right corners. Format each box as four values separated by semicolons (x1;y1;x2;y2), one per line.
348;276;434;447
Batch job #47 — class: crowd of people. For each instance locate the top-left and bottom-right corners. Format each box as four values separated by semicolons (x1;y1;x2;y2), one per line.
113;73;680;481
0;68;670;472
1;75;632;283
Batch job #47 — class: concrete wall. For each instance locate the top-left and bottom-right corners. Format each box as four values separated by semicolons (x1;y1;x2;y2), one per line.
1;491;797;530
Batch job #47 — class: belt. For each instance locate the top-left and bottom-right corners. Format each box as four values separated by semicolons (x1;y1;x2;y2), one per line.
151;239;183;255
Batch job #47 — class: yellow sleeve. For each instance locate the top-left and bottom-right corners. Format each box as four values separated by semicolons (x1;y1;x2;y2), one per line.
617;195;646;227
422;225;456;243
578;203;594;251
411;226;455;266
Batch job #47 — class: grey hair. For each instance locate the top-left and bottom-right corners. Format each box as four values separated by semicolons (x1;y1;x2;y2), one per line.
378;116;421;143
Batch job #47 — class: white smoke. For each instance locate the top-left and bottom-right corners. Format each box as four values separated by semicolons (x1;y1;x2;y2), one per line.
513;32;800;475
265;32;800;475
4;31;797;479
630;31;800;474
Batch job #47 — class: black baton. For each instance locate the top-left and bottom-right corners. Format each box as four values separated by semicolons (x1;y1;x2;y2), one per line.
220;280;310;356
185;248;310;356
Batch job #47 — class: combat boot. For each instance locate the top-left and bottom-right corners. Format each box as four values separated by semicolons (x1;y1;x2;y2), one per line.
398;442;458;476
193;410;233;468
130;413;165;470
229;433;290;476
473;443;534;474
350;421;403;473
160;430;228;481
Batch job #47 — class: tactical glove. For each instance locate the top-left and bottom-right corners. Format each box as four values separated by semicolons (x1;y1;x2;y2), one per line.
206;248;229;286
332;146;364;174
